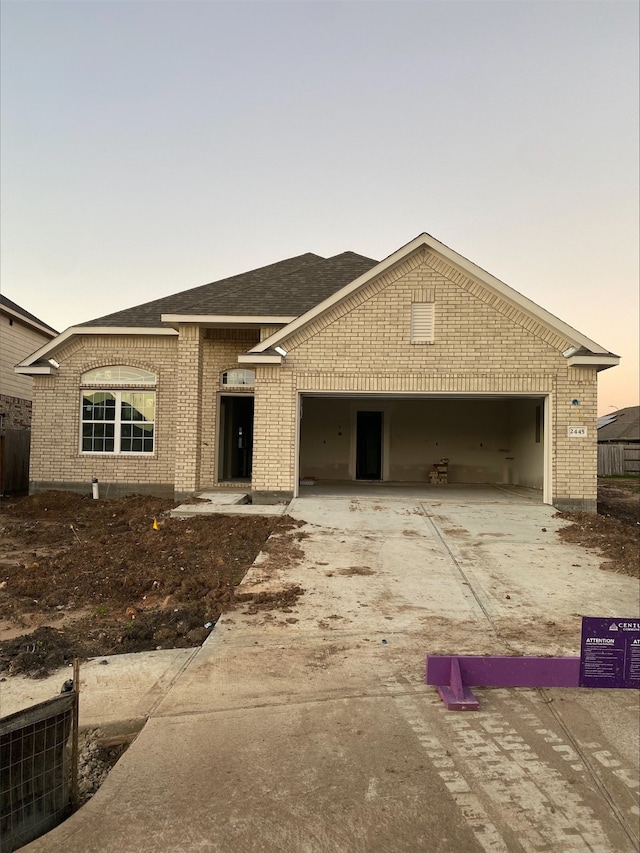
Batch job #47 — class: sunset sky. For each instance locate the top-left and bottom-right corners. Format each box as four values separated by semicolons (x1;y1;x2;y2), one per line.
1;0;637;414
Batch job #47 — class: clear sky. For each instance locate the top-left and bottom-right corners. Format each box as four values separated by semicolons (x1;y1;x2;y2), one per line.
1;0;637;415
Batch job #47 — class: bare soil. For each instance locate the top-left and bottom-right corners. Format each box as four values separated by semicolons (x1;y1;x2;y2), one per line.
0;491;303;678
556;481;639;579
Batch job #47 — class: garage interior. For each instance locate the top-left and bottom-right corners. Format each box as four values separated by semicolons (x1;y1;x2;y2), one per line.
298;394;545;491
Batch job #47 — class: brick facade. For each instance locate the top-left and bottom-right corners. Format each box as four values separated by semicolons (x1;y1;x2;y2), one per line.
250;250;597;510
0;395;32;433
30;335;179;497
27;246;602;510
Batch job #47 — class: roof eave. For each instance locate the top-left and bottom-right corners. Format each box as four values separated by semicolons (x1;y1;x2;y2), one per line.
15;364;58;376
16;326;178;370
566;354;620;371
237;352;283;365
251;233;615;356
1;303;58;337
161;314;296;329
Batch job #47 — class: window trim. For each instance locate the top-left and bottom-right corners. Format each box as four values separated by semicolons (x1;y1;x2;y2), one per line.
81;366;156;385
80;388;156;456
221;368;255;387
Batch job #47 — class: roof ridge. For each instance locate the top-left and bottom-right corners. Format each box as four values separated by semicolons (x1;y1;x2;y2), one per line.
173;252;331;314
78;253;325;327
326;250;378;263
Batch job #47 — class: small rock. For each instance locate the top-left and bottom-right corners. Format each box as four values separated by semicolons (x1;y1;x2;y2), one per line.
153;627;178;642
186;627;210;645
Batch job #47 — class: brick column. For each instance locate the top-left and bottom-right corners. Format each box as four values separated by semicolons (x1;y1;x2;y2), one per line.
174;325;204;497
251;366;296;502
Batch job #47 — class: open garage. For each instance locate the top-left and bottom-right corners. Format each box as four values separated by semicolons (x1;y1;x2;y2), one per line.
298;393;548;498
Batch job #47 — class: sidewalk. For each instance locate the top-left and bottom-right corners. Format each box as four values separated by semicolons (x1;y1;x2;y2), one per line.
20;492;640;853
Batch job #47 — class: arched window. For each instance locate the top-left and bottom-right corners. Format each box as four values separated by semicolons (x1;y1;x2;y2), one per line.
221;368;255;387
80;366;156;454
81;366;156;385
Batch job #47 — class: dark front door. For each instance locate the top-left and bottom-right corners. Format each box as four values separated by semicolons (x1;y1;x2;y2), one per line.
221;396;254;480
356;411;383;480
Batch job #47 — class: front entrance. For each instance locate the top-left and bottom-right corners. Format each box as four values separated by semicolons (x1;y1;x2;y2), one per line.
356;411;383;480
220;396;254;481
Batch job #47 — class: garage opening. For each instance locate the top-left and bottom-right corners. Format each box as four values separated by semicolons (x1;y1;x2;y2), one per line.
298;394;546;495
219;395;254;481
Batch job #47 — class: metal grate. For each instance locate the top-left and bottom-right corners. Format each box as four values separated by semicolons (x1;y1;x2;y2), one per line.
0;692;76;853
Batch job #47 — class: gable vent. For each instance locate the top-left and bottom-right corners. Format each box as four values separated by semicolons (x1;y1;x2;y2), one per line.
411;303;435;343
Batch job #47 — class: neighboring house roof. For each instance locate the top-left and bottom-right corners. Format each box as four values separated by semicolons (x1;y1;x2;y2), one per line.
0;294;58;336
79;252;378;328
597;406;640;443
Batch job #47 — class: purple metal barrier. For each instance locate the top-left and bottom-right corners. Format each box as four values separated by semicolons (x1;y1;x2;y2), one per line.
426;655;581;710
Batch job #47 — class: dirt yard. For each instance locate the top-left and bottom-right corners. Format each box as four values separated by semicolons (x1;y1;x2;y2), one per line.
0;481;637;678
0;492;304;677
557;478;639;578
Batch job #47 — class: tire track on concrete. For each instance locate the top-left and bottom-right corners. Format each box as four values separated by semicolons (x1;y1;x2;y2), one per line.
381;674;635;852
382;674;510;853
393;506;640;851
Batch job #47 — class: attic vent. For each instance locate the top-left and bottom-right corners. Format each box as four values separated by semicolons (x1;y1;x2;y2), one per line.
410;303;435;344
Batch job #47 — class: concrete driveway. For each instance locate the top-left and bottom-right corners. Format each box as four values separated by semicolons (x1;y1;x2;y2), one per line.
23;489;640;853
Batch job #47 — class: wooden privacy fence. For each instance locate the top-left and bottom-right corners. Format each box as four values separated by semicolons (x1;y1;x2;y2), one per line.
598;444;640;476
0;429;31;494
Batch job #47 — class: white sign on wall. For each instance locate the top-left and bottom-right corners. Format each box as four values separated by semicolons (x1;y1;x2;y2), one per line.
567;426;588;437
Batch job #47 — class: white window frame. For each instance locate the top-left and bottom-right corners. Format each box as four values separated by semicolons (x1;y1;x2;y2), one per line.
221;368;255;387
80;367;157;455
81;366;156;385
410;303;435;344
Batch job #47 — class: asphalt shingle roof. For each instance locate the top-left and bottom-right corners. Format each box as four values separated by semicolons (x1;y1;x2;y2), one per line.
597;406;640;443
79;252;379;328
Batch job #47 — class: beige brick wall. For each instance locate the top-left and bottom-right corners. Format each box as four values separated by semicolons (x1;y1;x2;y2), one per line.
30;335;179;493
554;368;598;502
251;249;598;506
174;326;204;494
252;367;296;492
30;329;259;497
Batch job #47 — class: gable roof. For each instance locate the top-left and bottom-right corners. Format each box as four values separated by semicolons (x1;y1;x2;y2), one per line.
79;252;378;328
15;232;620;374
597;406;640;442
0;295;58;336
247;233;619;370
